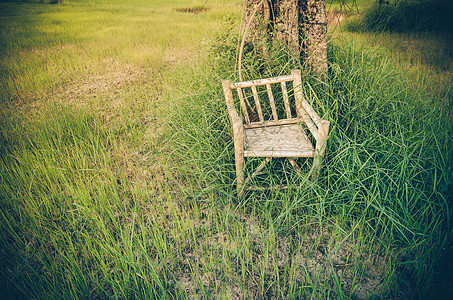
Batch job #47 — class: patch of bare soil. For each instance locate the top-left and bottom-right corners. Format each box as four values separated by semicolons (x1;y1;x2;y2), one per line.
61;59;146;101
11;58;148;117
163;203;410;299
175;6;210;14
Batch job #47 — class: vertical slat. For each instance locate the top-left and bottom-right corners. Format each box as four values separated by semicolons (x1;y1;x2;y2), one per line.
236;88;250;124
266;84;278;121
251;85;264;123
281;81;292;119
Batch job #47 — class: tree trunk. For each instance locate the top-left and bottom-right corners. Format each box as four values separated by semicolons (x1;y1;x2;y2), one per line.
300;0;328;74
274;0;300;58
242;0;327;75
243;0;271;55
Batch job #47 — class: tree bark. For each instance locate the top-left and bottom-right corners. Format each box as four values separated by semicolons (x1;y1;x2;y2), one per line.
274;0;300;58
242;0;327;75
243;0;271;55
300;0;328;74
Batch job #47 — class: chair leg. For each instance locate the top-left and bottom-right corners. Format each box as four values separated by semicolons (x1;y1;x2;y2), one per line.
312;121;329;180
235;153;245;196
311;153;322;180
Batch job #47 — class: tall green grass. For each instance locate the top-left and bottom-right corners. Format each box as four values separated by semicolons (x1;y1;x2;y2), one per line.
0;1;243;298
163;19;452;297
1;0;452;298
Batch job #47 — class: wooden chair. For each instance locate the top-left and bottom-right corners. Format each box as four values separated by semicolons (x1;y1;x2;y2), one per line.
222;70;330;195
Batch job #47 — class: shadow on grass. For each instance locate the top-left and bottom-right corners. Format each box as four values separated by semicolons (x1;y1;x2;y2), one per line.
347;0;453;33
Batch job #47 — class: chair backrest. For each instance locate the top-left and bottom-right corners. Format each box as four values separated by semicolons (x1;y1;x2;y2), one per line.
222;70;317;129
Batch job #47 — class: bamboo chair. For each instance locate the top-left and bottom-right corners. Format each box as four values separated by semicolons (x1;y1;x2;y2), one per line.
222;70;330;195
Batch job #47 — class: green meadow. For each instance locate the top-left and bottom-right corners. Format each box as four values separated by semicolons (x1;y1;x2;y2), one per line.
1;0;451;298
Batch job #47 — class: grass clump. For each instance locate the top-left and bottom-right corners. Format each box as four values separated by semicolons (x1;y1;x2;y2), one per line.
346;0;453;32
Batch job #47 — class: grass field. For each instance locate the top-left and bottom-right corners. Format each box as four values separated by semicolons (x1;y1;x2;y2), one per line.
1;0;452;298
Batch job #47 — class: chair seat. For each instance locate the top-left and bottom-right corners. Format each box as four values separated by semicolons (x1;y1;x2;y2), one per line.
244;124;315;157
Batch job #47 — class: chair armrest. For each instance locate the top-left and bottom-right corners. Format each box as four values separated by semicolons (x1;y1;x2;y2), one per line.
298;107;330;154
298;107;319;141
